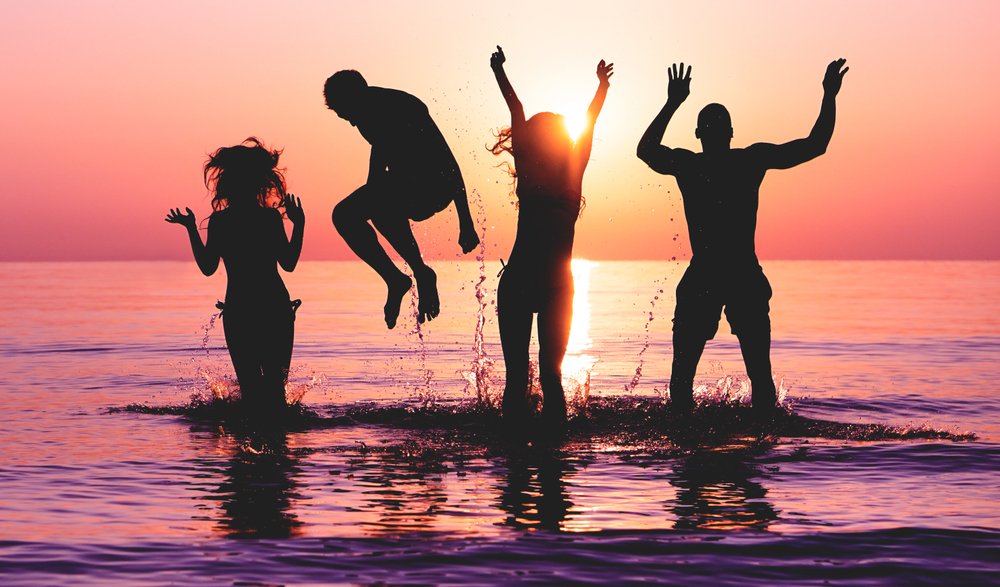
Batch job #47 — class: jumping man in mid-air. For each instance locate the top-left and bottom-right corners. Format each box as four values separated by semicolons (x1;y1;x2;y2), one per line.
637;59;848;414
325;70;480;329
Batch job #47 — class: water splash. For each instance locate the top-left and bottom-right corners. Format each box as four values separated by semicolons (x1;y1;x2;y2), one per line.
334;395;979;446
194;365;240;402
284;369;326;405
693;374;788;406
402;261;435;408
462;188;502;408
201;307;223;357
176;365;318;412
560;355;595;418
624;284;662;393
189;309;318;407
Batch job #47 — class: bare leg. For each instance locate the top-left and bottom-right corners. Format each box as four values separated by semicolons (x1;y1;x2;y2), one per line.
260;304;295;411
669;332;707;412
498;278;533;423
736;330;776;412
370;213;439;324
223;310;266;414
536;288;573;427
332;188;413;329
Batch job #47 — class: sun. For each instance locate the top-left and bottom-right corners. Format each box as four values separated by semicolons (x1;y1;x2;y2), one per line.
562;111;586;142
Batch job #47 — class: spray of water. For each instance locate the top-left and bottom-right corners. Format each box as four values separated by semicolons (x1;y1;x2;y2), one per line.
623;283;662;393
401;260;435;408
201;307;222;358
461;188;502;408
190;307;320;408
693;374;788;406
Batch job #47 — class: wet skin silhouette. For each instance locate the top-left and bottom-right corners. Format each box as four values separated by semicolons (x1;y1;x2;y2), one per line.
637;60;848;414
324;70;481;329
167;138;304;417
489;46;612;429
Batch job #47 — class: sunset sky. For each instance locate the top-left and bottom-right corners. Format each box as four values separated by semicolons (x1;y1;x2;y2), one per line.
2;0;998;261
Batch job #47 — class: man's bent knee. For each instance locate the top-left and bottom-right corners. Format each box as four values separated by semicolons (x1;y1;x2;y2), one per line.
332;197;365;234
332;186;380;230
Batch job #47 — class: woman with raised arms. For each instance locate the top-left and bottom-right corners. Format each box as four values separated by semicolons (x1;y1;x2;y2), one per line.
489;46;612;430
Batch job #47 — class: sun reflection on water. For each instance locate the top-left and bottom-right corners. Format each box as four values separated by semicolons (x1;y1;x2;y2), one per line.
561;259;599;411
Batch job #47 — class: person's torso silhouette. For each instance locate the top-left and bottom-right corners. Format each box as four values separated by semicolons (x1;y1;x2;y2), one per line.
637;60;848;414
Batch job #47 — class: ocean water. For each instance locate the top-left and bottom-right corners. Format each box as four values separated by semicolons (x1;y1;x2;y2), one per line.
0;259;998;586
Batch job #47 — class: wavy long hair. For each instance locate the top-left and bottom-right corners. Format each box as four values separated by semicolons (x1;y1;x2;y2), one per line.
204;137;287;212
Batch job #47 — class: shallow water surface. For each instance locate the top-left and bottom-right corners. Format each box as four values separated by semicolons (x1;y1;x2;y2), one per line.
0;260;998;585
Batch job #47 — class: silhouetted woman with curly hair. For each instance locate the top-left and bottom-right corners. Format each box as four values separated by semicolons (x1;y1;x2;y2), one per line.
167;137;304;417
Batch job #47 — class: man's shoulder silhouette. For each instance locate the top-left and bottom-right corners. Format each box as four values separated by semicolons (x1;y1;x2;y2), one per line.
667;145;769;179
366;86;430;119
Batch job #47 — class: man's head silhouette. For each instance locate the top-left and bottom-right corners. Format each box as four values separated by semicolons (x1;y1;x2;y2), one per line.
695;103;733;152
324;70;368;125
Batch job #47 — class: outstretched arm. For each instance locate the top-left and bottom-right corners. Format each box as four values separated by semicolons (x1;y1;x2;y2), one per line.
491;46;525;128
574;60;614;167
278;194;305;272
752;59;849;169
166;207;220;276
637;63;691;174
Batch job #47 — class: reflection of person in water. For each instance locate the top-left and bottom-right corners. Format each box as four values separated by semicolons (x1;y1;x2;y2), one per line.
214;431;304;538
166;138;304;416
324;70;481;329
637;60;848;414
498;454;573;531
489;46;612;428
666;449;778;530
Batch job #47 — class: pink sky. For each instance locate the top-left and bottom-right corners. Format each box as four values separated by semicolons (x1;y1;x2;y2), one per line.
1;0;998;261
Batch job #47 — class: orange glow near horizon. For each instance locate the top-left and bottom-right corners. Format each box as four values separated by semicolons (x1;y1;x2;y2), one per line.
1;1;998;261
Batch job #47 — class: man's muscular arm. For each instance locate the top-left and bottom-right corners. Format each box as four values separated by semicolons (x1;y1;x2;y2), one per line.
752;59;848;170
637;63;691;174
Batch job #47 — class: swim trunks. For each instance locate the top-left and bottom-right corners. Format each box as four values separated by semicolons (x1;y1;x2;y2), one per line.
672;262;772;340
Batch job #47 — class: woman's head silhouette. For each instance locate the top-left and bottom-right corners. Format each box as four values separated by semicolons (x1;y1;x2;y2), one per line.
204;138;286;211
490;111;574;169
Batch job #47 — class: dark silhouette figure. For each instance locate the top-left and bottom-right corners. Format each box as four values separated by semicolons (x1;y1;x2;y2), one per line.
489;46;612;428
324;70;481;329
637;60;848;414
167;137;304;417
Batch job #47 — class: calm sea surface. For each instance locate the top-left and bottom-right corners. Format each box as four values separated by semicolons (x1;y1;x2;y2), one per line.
1;260;998;585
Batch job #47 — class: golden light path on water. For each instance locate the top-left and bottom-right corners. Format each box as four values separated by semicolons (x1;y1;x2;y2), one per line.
557;260;746;533
561;259;599;409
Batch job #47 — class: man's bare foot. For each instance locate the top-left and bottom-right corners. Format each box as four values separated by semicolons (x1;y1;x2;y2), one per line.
413;266;439;323
384;273;413;329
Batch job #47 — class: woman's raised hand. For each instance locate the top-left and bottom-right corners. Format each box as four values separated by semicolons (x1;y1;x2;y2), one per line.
283;194;304;225
490;45;506;70
823;58;848;96
165;207;197;230
597;60;614;85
